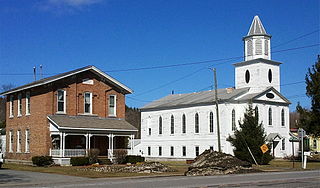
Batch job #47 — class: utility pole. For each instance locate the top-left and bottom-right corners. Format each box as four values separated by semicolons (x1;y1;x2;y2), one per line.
213;68;221;152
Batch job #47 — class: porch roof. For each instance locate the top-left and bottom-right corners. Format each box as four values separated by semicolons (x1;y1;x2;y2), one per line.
48;115;137;132
266;133;283;142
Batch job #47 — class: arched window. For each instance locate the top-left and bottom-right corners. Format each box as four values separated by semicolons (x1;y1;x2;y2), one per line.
195;113;199;133
268;108;272;125
171;115;174;134
182;114;186;134
159;116;162;135
281;109;285;127
264;39;269;55
245;70;250;83
247;40;253;56
255;39;262;55
209;112;214;133
232;109;236;131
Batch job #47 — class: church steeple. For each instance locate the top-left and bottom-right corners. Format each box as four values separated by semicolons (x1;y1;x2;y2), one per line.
243;16;271;61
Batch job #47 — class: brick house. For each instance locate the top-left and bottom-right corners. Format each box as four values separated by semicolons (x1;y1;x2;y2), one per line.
0;65;137;164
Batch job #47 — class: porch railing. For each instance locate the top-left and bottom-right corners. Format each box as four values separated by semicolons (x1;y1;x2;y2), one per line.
50;149;86;157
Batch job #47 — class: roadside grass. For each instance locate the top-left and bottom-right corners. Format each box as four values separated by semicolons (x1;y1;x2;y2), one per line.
3;159;319;178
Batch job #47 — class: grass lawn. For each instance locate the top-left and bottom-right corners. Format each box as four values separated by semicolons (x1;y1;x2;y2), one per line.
3;159;319;178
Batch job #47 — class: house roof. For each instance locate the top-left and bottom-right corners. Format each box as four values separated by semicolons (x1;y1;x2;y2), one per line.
48;115;137;132
141;87;250;111
244;15;271;39
0;65;133;95
233;58;282;67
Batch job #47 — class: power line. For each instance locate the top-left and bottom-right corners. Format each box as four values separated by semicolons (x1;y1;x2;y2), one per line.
272;29;319;49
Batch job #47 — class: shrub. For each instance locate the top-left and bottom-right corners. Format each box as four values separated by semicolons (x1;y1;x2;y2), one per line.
32;156;53;166
113;149;128;164
124;155;145;164
98;158;112;165
70;157;89;166
88;149;100;164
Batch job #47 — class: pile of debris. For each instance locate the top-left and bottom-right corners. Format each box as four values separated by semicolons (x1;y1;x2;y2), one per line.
185;150;259;176
80;162;175;174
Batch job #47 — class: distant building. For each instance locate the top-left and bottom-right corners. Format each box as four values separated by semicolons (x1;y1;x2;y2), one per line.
0;66;137;165
139;16;291;159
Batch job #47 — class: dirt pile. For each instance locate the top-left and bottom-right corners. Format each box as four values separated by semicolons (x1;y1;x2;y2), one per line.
185;150;259;176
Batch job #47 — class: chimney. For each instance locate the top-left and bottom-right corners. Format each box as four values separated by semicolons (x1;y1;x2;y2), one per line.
40;65;43;79
33;66;36;81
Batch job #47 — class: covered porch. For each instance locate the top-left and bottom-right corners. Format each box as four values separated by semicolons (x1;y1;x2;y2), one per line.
48;115;137;164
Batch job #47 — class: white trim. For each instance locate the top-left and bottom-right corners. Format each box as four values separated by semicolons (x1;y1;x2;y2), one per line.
84;92;93;114
17;130;21;153
9;95;14;118
1;66;133;95
108;95;116;117
9;130;13;153
57;90;66;113
17;93;22;117
25;129;30;153
26;91;30;115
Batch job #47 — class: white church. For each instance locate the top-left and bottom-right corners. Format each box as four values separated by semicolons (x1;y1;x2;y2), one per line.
138;16;291;159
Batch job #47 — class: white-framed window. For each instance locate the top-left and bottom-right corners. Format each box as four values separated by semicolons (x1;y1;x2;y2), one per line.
148;146;151;156
170;146;174;156
25;129;30;153
182;114;186;134
57;90;66;113
26;92;30;115
159;146;162;156
17;130;21;153
232;109;236;131
209;112;214;133
84;92;92;114
9;95;14;117
108;95;116;116
18;93;22;116
170;115;174;134
195;146;199;156
148;128;151;136
282;138;285;150
9;130;13;152
313;139;317;149
268;107;272;126
255;106;259;118
255;39;262;55
281;109;285;127
159;116;162;135
195;113;199;133
182;146;186;157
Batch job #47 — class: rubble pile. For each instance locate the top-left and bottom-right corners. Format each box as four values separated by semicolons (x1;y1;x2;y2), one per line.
80;162;175;173
185;150;259;176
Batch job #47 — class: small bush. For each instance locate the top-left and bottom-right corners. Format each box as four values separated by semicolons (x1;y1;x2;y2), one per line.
124;155;145;164
113;149;128;164
70;157;89;166
32;156;53;166
98;158;112;165
88;149;100;164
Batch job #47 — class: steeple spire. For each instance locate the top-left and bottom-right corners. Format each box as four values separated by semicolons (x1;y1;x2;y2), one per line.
243;15;271;61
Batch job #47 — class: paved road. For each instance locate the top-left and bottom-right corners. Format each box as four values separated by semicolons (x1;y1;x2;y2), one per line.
0;169;319;188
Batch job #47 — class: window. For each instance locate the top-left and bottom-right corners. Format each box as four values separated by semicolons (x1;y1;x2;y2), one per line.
182;114;186;134
210;146;214;151
25;129;30;153
245;70;250;83
182;146;186;157
18;93;22;116
159;146;162;156
108;95;116;116
170;146;174;156
195;113;199;133
9;95;14;117
255;106;259;118
255;39;262;55
282;139;285;150
281;109;285;127
313;139;317;149
209;112;214;133
57;90;66;113
171;115;174;134
268;69;272;83
264;40;269;55
84;92;92;114
26;92;30;115
159;116;162;135
17;130;21;152
148;128;151;136
268;108;272;125
232;109;236;131
9;130;13;152
148;146;151;156
247;40;253;56
195;146;199;156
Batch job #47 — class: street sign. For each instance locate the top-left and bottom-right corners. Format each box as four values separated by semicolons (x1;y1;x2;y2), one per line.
298;128;306;138
260;144;269;153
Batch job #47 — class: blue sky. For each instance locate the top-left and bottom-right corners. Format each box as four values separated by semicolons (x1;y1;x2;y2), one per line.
0;0;319;111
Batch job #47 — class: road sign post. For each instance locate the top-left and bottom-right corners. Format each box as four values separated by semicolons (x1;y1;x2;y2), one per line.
298;128;306;169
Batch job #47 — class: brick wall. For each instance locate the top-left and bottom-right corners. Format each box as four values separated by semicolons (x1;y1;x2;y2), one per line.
6;71;127;160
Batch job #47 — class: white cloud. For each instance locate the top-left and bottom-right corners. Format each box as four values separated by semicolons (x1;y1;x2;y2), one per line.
37;0;104;13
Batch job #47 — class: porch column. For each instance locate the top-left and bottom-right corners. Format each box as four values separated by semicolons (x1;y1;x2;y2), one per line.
85;133;89;156
62;133;66;157
59;132;63;157
88;134;92;150
130;134;134;155
108;134;114;160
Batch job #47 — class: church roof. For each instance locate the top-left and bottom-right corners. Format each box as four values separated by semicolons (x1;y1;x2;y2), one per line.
237;87;291;104
141;87;250;111
233;58;282;67
244;15;271;39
